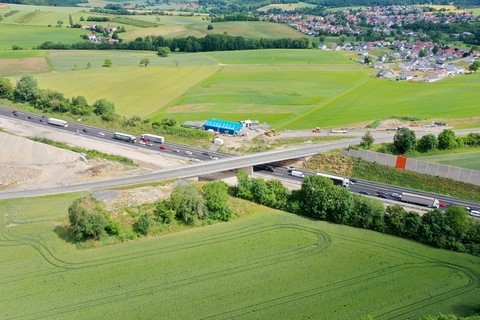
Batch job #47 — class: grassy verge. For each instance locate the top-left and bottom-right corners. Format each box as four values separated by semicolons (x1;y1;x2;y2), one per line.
30;136;137;166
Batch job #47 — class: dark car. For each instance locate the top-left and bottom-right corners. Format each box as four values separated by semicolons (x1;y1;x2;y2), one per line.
376;191;389;198
359;190;371;195
82;128;88;133
265;165;275;172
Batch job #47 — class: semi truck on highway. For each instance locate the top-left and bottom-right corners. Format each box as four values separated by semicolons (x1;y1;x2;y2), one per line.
316;172;350;188
47;117;68;127
140;134;165;144
400;192;440;208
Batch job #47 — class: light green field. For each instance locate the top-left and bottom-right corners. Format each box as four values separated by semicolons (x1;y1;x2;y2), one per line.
22;49;480;128
258;2;317;12
122;21;305;41
414;150;480;171
1;194;479;319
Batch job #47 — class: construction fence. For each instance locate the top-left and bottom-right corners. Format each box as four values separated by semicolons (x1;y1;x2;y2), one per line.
341;149;480;186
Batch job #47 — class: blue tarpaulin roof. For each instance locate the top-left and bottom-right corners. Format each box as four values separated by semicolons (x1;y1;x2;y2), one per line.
204;119;243;133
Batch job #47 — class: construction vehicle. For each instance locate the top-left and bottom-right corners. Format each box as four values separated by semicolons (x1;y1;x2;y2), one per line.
312;127;321;133
264;129;277;137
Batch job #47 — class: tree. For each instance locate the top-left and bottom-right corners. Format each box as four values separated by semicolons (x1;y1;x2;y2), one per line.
438;129;457;150
468;60;480;73
86;62;91;68
157;46;171;57
0;77;14;98
299;175;336;220
68;197;108;241
360;131;374;149
93;98;115;116
169;184;206;225
417;134;438;153
56;20;63;27
69;14;74;27
13;74;39;103
207;24;214;30
103;58;112;67
154;200;175;225
202;181;233;221
140;58;150;67
349;195;385;232
235;171;253;201
134;214;153;235
71;95;92;115
393;128;416;154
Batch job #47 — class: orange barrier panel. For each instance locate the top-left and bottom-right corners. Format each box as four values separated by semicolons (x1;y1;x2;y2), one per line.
396;155;407;169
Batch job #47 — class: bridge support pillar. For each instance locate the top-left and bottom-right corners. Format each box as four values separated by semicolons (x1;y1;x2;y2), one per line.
238;166;253;175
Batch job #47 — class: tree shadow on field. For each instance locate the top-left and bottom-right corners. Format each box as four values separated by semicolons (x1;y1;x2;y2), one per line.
53;225;77;244
450;303;480;318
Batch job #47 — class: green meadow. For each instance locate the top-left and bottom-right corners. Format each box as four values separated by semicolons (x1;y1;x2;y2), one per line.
21;49;480;128
1;194;479;319
414;150;480;171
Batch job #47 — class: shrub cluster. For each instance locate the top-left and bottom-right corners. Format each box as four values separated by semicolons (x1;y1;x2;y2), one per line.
68;181;234;242
233;172;480;256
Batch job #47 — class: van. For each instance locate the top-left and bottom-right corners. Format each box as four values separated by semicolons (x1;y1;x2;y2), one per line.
470;210;480;218
290;170;304;178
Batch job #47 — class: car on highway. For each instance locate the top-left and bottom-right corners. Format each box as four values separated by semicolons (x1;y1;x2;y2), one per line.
286;166;295;172
265;165;275;172
82;128;88;133
97;132;105;136
160;145;168;150
185;151;193;155
439;201;448;207
350;178;358;184
138;140;146;145
209;155;219;160
359;190;371;195
391;193;401;199
146;143;154;147
377;192;388;199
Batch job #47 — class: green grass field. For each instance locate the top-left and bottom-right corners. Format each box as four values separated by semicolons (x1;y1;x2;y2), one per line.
414;150;480;171
1;193;479;319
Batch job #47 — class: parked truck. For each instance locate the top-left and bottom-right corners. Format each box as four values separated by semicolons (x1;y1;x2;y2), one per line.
400;192;439;208
47;117;68;127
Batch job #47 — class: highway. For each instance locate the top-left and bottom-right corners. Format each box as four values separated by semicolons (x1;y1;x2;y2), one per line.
1;106;479;211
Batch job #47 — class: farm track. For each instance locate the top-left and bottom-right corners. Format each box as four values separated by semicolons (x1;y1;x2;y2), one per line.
3;224;331;319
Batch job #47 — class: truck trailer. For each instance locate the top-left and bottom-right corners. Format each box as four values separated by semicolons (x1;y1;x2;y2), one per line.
140;134;165;144
400;192;439;208
47;117;68;127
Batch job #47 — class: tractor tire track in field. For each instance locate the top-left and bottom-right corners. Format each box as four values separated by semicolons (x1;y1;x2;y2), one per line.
0;224;330;283
4;225;331;320
200;262;478;320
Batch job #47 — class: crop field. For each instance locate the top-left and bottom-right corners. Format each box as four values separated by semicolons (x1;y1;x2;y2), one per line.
0;24;87;50
9;48;480;128
258;2;317;12
1;194;479;319
34;63;221;117
121;21;304;41
414;150;480;171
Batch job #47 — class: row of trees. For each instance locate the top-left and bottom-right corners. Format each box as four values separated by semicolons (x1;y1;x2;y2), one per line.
0;74;213;142
234;172;480;256
391;128;480;155
0;75;117;121
68;181;234;241
38;33;311;53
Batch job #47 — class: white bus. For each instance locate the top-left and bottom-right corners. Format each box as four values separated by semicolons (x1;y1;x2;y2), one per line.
47;117;68;127
113;132;136;143
316;172;350;188
140;134;165;144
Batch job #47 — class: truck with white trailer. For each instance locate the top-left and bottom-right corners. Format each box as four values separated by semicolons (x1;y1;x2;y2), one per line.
140;134;165;144
400;192;439;208
47;117;68;127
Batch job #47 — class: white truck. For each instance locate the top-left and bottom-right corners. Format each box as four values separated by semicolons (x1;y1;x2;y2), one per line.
47;117;68;127
400;192;439;208
290;170;304;178
140;134;165;144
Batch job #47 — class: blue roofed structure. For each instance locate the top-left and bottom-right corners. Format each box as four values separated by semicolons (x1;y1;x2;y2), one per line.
204;118;243;135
